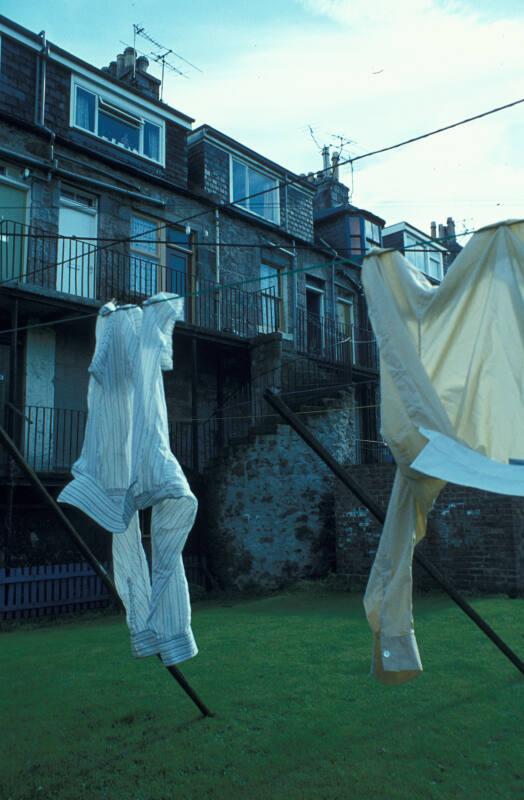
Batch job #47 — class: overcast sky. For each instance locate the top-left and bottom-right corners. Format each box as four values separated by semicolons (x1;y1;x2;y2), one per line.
3;0;523;238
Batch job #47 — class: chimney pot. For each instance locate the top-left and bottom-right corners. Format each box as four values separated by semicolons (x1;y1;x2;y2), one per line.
136;55;149;73
322;146;330;174
116;53;125;77
331;152;340;181
123;46;136;71
430;221;437;239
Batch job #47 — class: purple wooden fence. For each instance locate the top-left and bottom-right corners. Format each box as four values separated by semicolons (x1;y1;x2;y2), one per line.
0;563;111;619
0;557;207;620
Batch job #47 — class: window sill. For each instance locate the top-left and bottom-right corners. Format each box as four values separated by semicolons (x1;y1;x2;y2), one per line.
71;125;165;168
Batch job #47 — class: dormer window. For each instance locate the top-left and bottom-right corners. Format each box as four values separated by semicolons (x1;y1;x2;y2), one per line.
230;156;280;224
72;80;164;164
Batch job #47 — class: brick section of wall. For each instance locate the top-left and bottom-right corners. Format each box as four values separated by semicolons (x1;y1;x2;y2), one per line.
204;394;356;588
335;465;524;595
0;35;37;124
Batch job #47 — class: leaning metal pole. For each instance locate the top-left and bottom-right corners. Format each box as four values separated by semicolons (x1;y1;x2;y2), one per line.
264;388;524;677
0;424;214;717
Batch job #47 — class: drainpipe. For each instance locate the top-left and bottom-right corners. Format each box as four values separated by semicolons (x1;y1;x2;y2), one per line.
291;238;297;340
38;31;49;128
215;209;221;330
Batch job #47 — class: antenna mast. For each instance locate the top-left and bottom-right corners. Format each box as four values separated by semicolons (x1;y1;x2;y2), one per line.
132;24;202;101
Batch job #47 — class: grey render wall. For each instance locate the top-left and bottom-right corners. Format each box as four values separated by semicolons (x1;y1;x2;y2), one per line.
204;393;356;588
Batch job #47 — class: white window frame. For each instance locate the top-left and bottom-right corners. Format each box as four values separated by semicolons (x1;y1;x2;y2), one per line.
229;155;280;225
70;76;165;166
130;214;161;296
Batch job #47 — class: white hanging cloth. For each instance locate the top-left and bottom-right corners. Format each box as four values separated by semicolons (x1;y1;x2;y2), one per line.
361;220;524;684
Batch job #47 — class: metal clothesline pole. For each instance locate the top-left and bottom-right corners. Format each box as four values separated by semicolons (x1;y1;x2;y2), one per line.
264;388;524;677
0;424;214;717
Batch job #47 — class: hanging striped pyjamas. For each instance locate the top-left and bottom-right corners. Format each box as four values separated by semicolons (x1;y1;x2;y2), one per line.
59;294;198;665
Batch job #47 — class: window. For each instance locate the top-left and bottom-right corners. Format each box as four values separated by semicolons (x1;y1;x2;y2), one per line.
349;217;363;256
130;216;160;296
428;253;443;280
72;81;163;164
365;219;382;251
231;157;279;224
166;226;192;320
259;263;283;331
405;234;443;280
0;173;28;282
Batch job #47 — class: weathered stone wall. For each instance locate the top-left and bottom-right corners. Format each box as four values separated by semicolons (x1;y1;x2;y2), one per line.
335;465;524;595
204;393;356;588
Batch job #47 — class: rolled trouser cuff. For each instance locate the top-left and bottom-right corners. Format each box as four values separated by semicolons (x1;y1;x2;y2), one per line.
159;629;198;665
131;629;160;658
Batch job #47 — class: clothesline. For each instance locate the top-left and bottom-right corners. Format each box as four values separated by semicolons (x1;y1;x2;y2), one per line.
173;402;381;423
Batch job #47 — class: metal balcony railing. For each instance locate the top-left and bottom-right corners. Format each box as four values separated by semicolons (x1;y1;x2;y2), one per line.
295;307;378;370
0;221;278;339
355;440;393;465
22;406;88;473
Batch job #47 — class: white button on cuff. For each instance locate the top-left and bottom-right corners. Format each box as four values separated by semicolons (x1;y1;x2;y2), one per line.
383;650;390;658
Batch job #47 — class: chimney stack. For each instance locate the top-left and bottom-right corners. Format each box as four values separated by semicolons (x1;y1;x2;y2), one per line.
430;221;437;239
438;224;446;239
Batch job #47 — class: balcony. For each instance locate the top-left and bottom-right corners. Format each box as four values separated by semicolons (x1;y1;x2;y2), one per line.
0;221;278;339
296;307;378;371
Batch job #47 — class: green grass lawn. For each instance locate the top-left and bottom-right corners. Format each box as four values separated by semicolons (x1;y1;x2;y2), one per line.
1;589;523;800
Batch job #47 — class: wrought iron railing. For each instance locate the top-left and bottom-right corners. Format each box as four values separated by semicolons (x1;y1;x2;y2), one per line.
295;307;378;370
22;406;87;473
0;221;278;338
355;440;393;465
8;393;388;478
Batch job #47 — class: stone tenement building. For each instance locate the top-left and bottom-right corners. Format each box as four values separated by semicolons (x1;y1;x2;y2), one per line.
0;14;385;586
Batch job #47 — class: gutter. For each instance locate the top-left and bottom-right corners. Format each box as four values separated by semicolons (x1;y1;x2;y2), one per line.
0;144;165;208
